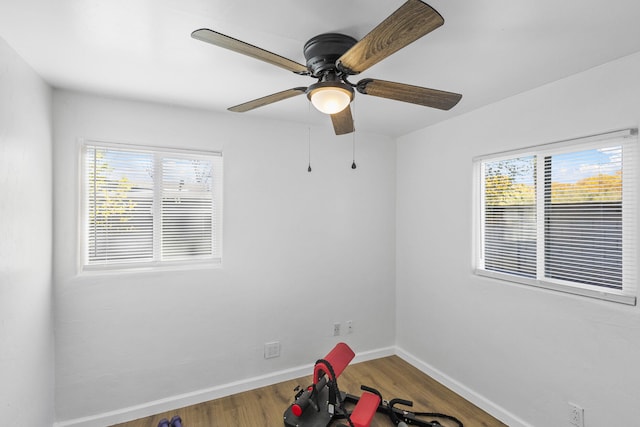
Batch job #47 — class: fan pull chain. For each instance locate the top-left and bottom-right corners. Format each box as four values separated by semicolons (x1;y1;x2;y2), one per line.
351;101;357;169
307;126;312;173
352;131;357;169
307;100;312;172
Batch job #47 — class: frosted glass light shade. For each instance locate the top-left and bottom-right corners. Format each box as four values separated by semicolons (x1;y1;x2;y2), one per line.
309;86;352;114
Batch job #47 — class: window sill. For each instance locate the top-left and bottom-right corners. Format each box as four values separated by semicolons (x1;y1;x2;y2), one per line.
475;269;637;306
79;259;222;277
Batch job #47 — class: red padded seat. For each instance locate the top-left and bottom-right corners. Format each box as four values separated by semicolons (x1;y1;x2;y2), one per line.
350;391;380;427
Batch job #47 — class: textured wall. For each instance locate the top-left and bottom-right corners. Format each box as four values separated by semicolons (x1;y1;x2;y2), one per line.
396;52;640;426
52;90;396;423
0;36;54;427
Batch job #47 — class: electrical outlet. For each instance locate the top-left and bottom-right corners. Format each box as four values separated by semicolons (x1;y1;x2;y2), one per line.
568;402;584;427
264;341;280;359
346;320;353;334
333;322;341;336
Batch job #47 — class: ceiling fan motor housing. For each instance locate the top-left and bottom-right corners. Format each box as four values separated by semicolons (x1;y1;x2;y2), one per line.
303;33;357;77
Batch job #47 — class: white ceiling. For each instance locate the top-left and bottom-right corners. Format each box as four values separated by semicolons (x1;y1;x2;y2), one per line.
1;0;640;137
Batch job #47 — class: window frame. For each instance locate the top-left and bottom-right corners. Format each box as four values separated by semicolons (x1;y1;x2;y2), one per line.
473;129;637;305
80;139;223;272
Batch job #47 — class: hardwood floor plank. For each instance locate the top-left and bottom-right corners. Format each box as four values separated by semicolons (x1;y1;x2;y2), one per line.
112;356;507;427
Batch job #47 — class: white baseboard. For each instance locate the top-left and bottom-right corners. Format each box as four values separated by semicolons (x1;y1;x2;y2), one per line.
353;345;396;364
394;346;532;427
54;345;395;427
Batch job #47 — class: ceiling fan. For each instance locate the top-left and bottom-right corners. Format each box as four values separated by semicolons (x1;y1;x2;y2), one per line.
191;0;462;135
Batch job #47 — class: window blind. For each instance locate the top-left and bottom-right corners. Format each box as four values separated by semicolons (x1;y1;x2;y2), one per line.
482;155;537;279
83;143;222;268
543;147;624;289
85;146;154;264
475;129;637;304
161;156;218;260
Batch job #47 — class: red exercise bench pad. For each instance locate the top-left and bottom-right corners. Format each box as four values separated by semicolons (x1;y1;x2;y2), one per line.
313;342;355;384
350;391;381;427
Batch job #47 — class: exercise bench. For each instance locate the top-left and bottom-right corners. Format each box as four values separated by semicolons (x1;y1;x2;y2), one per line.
283;342;463;427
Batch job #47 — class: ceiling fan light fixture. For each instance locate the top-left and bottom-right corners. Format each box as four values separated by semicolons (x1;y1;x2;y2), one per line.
307;82;354;115
193;1;460;135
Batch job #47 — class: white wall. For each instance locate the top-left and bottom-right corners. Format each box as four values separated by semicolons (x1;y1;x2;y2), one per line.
396;52;640;426
52;91;396;424
0;37;54;426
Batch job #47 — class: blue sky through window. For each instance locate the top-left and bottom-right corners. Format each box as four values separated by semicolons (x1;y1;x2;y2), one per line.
551;147;621;184
486;146;621;185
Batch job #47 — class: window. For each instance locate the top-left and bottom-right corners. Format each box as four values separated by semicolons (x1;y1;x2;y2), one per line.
474;129;637;304
82;141;223;270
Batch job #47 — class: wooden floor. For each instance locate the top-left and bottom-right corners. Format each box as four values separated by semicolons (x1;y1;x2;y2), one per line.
113;356;507;427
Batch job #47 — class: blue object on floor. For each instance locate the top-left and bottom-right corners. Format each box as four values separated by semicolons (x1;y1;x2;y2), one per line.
157;419;170;427
170;415;183;427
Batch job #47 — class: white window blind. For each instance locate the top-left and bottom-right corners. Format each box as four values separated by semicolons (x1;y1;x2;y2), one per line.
161;156;217;260
482;155;537;279
83;142;222;269
475;129;637;304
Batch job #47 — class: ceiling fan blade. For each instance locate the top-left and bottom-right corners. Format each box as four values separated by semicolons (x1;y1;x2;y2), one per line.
228;87;307;112
330;105;355;135
357;78;461;110
337;0;444;75
192;29;309;75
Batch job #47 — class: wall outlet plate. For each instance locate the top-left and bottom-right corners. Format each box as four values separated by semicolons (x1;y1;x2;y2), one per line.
568;402;584;427
264;341;280;359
